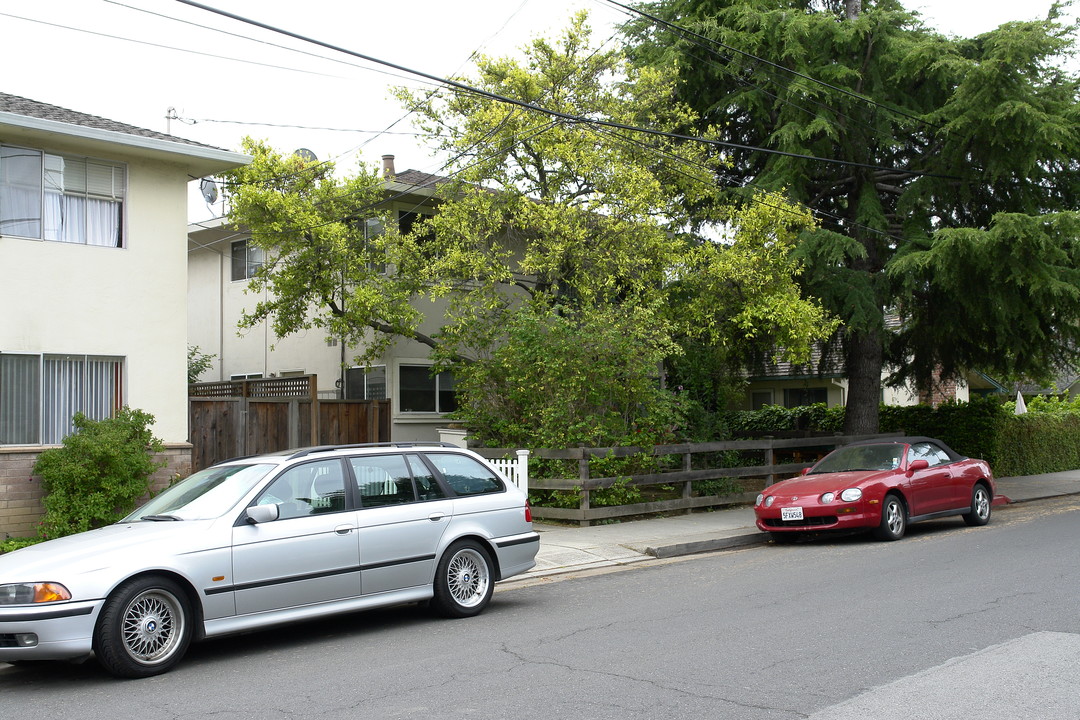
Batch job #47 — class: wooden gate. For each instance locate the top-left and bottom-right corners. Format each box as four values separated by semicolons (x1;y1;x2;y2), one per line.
189;375;390;471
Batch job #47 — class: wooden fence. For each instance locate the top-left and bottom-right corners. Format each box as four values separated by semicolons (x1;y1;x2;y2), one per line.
476;433;902;526
189;375;390;471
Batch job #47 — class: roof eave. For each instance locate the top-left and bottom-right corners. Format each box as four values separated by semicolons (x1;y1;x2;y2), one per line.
0;112;251;176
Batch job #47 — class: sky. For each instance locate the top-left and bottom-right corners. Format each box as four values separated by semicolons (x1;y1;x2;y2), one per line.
1;0;1074;221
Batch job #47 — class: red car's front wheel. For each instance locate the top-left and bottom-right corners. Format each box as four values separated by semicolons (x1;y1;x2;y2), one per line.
874;494;906;541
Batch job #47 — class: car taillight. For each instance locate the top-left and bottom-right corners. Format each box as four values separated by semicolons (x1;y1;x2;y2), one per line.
525;500;532;524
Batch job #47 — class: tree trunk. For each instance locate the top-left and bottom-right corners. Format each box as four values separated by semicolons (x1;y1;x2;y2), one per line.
843;328;882;435
845;0;861;20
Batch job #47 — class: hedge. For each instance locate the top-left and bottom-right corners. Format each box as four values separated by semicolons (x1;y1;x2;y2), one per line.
726;395;1080;478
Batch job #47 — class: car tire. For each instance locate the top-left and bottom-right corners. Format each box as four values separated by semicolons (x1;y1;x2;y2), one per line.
93;576;193;678
432;540;494;619
962;484;992;527
874;494;906;541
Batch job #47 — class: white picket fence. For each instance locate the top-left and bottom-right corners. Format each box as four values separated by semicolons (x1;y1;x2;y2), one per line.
487;449;530;495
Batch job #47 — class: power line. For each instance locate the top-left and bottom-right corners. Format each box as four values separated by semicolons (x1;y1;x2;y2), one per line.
604;0;933;129
175;0;957;180
0;10;340;79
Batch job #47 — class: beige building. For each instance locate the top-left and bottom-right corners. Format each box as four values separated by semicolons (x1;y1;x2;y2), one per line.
0;93;249;538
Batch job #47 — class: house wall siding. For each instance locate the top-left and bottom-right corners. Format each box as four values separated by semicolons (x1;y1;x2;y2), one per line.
0;444;191;540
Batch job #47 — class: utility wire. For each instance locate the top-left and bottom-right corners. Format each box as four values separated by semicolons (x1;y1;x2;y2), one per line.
0;10;340;79
175;0;956;180
604;0;933;128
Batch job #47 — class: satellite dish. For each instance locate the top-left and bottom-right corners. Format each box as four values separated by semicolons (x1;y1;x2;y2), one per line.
293;148;318;163
199;178;219;204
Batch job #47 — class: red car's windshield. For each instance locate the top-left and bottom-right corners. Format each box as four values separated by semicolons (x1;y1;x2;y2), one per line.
810;444;904;474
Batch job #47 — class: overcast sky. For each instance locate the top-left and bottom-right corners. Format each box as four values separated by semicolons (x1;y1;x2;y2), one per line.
2;0;1073;220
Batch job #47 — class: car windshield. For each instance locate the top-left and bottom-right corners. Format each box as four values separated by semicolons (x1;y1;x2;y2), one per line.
810;444;904;473
122;463;276;522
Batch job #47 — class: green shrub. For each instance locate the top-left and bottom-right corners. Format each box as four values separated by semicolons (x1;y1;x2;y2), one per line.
34;408;166;539
0;537;43;554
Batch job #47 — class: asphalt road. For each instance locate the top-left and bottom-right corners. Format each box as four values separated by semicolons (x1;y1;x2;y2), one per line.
2;496;1077;719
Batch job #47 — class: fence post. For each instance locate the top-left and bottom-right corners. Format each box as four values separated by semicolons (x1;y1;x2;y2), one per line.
515;449;529;496
682;447;692;515
579;452;591;528
765;436;775;484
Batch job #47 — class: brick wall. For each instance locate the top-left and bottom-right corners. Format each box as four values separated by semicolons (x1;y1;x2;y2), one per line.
0;444;192;540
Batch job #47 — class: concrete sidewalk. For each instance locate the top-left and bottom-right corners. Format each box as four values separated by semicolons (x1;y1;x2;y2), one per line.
513;469;1080;582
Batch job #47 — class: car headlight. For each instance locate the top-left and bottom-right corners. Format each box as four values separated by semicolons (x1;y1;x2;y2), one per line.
764;496;775;508
755;493;764;507
0;582;72;605
820;492;835;504
840;488;863;503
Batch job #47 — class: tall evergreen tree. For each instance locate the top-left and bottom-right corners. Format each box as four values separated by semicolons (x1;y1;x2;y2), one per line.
626;0;1080;432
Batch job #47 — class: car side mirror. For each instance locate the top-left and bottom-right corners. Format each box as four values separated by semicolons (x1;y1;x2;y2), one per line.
801;467;812;475
246;503;280;525
907;459;929;475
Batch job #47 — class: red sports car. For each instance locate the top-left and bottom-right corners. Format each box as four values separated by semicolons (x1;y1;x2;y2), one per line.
754;437;997;542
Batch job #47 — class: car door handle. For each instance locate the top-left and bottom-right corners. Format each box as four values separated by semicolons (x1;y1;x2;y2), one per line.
428;513;446;522
335;524;355;535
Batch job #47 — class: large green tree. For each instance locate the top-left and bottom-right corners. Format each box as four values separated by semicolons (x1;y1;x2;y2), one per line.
227;13;835;446
627;0;1080;433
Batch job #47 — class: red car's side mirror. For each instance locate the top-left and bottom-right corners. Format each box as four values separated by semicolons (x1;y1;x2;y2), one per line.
907;459;929;474
801;467;812;475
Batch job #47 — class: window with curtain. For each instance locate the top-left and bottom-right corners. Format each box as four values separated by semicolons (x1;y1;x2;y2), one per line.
0;353;123;445
0;144;125;247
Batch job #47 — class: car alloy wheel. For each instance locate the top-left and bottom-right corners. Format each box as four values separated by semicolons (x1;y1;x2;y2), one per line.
432;540;493;618
963;484;992;527
874;494;906;541
94;576;192;678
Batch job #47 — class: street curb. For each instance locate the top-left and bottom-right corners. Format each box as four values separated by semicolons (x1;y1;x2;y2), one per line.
645;533;769;558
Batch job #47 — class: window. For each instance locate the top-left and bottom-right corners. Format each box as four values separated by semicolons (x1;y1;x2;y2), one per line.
908;442;951;467
751;391;774;410
256;459;347;518
230;239;264;281
399;364;456;413
783;387;827;408
0;145;125;247
427;453;504;496
358;218;386;274
345;365;386;400
0;353;123;445
351;454;424;508
398;209;434;237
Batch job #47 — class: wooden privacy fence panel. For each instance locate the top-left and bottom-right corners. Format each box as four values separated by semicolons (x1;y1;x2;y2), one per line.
505;432;902;526
189;375;390;471
317;400;391;446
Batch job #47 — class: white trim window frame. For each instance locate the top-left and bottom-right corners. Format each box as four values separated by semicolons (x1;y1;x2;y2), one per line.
230;239;264;281
345;365;387;401
0;352;124;445
0;144;126;248
397;363;457;414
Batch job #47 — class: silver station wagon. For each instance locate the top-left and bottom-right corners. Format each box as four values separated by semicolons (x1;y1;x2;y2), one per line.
0;443;539;678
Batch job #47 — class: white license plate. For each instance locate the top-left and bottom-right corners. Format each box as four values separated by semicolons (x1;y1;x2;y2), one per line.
781;506;804;522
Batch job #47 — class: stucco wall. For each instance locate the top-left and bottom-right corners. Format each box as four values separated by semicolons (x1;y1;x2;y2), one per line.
2;153;192;444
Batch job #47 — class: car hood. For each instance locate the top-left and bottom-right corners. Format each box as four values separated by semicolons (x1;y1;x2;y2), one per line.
764;470;888;497
0;520;221;580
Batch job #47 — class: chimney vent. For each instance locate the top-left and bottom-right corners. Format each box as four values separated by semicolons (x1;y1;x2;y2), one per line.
382;154;396;179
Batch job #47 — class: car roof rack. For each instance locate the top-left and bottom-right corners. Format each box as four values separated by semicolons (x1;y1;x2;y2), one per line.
286;442;461;460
